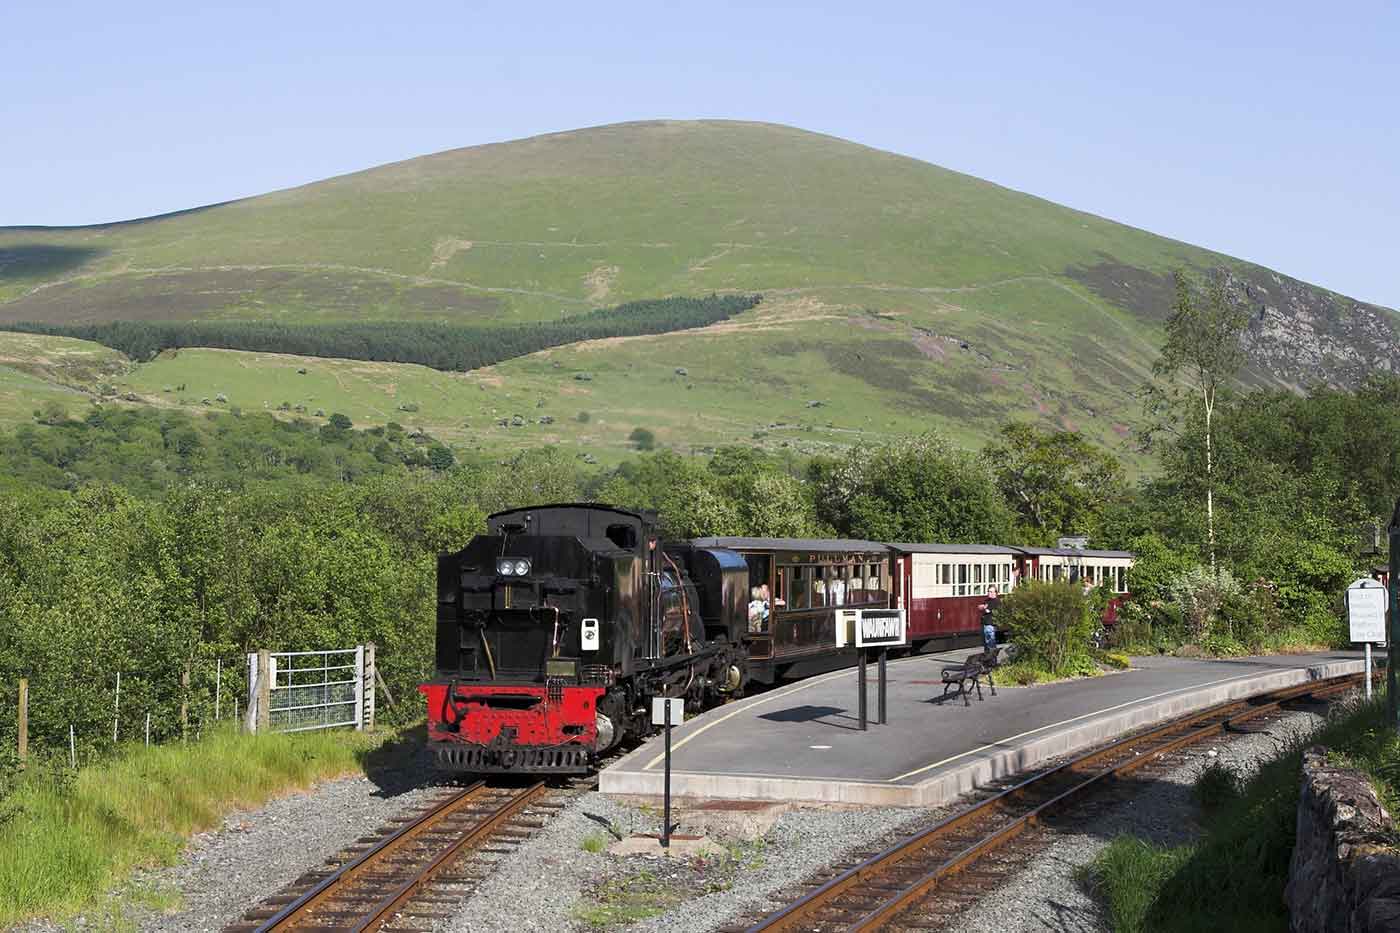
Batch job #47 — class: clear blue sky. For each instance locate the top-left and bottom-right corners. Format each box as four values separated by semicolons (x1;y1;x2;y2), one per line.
5;1;1397;307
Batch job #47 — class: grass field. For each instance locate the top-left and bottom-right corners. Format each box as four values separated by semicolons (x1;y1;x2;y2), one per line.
0;121;1238;325
103;291;1154;466
1;121;1389;460
0;726;389;927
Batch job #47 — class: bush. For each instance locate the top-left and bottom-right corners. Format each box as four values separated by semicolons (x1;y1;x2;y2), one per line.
629;427;656;451
1000;580;1096;676
1193;758;1242;812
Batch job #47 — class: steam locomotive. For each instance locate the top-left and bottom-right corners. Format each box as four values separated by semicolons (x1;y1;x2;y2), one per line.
419;504;749;773
419;502;1133;774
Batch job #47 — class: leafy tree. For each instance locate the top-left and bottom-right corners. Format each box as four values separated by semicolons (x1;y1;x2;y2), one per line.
427;443;455;472
328;413;353;431
628;427;656;451
980;422;1126;543
813;434;1015;544
1148;270;1249;573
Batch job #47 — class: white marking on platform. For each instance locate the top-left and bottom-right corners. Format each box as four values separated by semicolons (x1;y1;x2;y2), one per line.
886;669;1267;782
810;744;832;749
641;654;938;771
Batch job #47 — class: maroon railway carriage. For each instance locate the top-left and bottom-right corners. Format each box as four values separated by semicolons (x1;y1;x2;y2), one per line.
689;536;894;682
1016;546;1134;623
887;543;1023;650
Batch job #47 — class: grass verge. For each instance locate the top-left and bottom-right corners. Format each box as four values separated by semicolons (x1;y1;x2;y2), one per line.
0;725;391;926
1086;692;1399;933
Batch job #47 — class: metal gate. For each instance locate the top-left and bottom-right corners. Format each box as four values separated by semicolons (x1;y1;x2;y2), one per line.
246;647;366;733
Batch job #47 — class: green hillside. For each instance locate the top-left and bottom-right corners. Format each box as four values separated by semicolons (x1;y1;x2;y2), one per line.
1;120;1393;460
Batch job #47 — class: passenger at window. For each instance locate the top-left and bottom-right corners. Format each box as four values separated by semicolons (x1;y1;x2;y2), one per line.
813;578;827;606
829;572;845;606
761;582;784;610
748;587;767;633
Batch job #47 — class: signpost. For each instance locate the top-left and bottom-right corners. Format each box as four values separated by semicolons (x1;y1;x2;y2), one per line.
1390;498;1400;733
651;697;684;848
847;609;907;730
1347;579;1387;699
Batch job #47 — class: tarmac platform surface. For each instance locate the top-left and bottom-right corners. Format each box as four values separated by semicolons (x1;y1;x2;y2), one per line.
599;649;1366;806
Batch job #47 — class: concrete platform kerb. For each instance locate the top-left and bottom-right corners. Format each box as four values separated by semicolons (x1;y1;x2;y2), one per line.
599;655;1363;807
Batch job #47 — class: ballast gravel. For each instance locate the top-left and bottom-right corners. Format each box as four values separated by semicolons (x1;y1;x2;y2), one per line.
136;771;451;933
441;793;945;933
944;707;1329;933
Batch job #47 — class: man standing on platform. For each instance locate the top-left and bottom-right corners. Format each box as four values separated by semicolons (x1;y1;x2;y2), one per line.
980;585;1001;650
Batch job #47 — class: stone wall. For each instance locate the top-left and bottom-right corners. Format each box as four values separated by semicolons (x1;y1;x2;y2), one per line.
1285;746;1400;933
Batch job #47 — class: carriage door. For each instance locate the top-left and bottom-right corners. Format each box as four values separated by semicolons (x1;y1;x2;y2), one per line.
893;555;908;611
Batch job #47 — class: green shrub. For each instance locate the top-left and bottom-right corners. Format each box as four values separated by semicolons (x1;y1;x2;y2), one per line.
1193;759;1242;813
1000;580;1096;676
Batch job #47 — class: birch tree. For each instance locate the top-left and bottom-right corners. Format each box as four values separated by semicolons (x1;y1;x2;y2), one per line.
1152;270;1249;575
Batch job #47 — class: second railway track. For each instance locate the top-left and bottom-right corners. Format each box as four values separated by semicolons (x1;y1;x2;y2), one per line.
732;670;1370;933
226;780;558;933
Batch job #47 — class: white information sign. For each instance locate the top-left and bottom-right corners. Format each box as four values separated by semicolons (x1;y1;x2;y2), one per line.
1348;579;1388;643
855;609;908;648
651;697;684;727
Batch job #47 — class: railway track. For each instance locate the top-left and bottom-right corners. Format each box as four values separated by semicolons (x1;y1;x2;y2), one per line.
225;781;557;933
731;671;1369;933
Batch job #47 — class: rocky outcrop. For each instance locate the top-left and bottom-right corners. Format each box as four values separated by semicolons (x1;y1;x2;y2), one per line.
1065;261;1400;391
1285;746;1400;933
1235;270;1400;391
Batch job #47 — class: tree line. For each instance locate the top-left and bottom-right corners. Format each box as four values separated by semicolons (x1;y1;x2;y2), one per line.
2;272;1397;762
1;294;762;371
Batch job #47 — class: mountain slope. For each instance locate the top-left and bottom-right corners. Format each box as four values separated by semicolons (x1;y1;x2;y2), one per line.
0;120;1394;458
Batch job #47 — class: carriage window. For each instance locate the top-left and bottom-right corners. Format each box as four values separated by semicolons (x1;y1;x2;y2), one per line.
956;563;968;596
790;565;811;610
606;524;637;549
865;564;885;602
745;555;772;596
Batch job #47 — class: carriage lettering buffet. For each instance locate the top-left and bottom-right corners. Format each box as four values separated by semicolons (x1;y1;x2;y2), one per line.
420;503;1133;775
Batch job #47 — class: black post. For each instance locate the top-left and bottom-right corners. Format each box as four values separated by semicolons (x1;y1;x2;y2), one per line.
878;648;888;725
857;649;868;731
1389;498;1399;733
662;701;672;848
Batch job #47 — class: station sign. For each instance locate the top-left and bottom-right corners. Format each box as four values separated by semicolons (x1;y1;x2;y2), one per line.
1347;579;1387;644
855;609;907;648
651;697;684;727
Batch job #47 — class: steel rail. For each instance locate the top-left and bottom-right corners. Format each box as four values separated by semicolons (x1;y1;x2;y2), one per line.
746;671;1367;932
251;780;544;932
349;781;548;932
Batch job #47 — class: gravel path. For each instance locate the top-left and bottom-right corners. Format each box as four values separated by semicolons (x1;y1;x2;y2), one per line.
944;707;1329;933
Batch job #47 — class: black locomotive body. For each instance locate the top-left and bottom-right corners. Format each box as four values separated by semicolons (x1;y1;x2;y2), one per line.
420;504;749;773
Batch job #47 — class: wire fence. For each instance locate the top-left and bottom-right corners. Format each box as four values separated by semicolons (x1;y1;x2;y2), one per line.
6;644;379;771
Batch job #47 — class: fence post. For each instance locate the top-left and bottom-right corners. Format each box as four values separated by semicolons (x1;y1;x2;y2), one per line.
256;650;271;734
364;643;376;733
180;666;190;743
17;679;27;766
113;671;121;744
353;645;365;731
245;652;257;733
215;658;222;721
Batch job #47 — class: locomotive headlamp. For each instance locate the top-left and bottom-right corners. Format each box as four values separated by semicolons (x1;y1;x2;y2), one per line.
496;558;531;576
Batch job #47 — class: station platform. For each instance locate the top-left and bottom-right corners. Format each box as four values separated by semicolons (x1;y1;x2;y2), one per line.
599;649;1367;806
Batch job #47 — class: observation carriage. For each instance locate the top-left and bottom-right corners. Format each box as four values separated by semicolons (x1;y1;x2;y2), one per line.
420;503;1135;776
689;537;894;682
